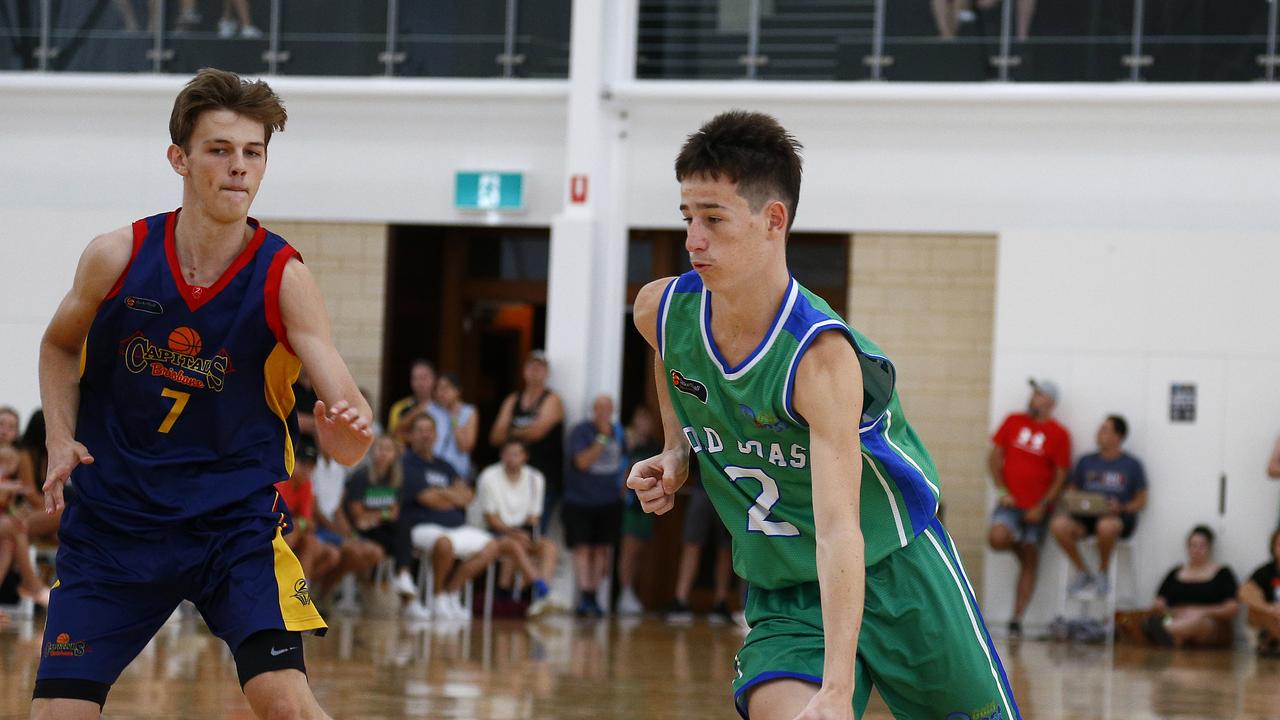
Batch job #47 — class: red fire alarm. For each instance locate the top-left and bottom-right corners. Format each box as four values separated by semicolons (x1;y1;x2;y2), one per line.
570;174;589;204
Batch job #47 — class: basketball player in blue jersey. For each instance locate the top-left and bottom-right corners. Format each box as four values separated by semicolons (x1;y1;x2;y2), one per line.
628;112;1017;720
32;69;373;720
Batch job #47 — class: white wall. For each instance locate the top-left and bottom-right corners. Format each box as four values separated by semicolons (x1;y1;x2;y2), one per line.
4;73;1280;624
986;230;1280;627
0;74;568;421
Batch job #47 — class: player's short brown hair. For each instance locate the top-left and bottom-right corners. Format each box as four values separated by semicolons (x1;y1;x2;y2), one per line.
169;68;287;151
674;110;804;232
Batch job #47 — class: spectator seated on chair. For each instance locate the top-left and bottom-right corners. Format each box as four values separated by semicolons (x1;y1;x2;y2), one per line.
1051;414;1148;599
1239;528;1280;657
1145;525;1238;648
0;444;47;608
474;440;558;617
274;437;340;593
987;378;1072;638
396;413;499;621
345;435;404;567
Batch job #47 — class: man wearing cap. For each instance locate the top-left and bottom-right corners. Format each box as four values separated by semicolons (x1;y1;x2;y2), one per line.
988;378;1072;638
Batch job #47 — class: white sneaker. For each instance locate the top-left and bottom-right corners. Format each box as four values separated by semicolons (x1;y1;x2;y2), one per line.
239;24;263;39
528;595;552;618
616;587;644;616
401;600;432;622
393;571;418;598
217;18;237;38
448;593;472;621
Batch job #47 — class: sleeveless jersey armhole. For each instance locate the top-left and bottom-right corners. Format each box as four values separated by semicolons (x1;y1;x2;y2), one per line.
265;246;302;356
100;220;148;307
655;277;677;361
781;321;859;427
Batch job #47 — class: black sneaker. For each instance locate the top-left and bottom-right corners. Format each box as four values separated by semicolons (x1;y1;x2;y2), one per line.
664;600;694;624
1007;620;1023;640
708;601;734;626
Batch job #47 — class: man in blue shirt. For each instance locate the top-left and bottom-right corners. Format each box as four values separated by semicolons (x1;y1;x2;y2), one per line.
1051;415;1149;598
565;395;627;617
397;413;498;621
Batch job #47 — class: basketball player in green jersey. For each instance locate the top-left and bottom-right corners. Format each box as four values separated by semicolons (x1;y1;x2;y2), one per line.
627;111;1019;720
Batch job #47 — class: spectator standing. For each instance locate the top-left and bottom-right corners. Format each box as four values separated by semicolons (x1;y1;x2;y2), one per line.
1240;529;1280;656
564;395;626;617
387;359;450;443
435;373;478;480
617;405;661;615
474;440;558;616
490;351;565;533
1051;415;1148;598
988;378;1072;637
396;414;499;621
1146;526;1238;648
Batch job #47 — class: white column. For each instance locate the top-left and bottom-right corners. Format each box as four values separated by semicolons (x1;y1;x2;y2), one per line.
545;0;634;424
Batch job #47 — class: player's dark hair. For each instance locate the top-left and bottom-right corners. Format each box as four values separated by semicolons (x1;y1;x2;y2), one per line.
502;438;527;453
1189;525;1215;546
1269;528;1280;559
410;358;436;373
675;110;804;232
170;68;286;152
1106;414;1128;440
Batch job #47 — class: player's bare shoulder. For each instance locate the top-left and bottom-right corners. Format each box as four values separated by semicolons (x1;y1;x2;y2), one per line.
793;329;863;424
81;225;137;292
632;276;677;349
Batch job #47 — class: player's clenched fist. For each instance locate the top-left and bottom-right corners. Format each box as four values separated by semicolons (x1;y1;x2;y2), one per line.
626;447;689;515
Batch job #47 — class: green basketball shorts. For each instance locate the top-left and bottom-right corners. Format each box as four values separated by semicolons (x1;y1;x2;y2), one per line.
733;517;1019;719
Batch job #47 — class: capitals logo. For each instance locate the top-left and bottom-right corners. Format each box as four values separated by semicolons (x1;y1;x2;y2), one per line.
121;327;231;392
45;632;89;658
740;404;789;433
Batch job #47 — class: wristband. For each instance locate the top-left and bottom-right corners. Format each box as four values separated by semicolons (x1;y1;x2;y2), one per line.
996;486;1009;497
596;433;610;445
381;508;391;521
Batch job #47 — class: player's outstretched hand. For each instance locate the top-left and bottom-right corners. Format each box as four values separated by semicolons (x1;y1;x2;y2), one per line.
791;688;854;720
43;440;94;514
625;447;689;516
314;399;373;466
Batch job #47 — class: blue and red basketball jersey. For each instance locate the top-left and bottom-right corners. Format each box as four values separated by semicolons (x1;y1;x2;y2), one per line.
75;209;303;529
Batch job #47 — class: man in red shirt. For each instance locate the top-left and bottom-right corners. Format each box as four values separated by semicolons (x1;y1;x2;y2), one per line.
988;378;1072;638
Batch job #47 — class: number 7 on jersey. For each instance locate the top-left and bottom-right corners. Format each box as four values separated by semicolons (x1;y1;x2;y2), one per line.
158;387;190;433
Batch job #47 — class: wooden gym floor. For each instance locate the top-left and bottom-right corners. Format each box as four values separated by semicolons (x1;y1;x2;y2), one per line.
1;615;1277;719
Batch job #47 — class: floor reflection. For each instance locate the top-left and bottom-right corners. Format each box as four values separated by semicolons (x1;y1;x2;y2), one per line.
1;614;1277;719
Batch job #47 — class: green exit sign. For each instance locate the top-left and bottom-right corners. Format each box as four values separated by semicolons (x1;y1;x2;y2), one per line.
455;171;524;212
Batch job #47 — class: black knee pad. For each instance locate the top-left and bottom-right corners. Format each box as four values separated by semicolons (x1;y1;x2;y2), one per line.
234;629;307;689
32;678;111;707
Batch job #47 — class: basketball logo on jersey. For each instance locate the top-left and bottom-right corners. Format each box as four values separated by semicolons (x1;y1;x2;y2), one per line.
670;370;708;403
121;326;231;392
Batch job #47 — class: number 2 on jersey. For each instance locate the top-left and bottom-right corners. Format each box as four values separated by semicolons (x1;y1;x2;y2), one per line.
158;388;190;433
725;466;800;537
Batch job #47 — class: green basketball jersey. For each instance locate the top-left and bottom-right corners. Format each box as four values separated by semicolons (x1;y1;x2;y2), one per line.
657;272;941;589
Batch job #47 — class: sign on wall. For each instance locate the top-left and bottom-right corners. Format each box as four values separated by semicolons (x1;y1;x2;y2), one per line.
455;171;524;212
1170;383;1196;423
